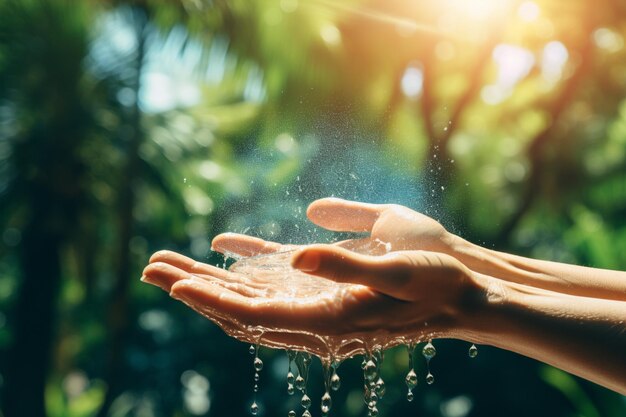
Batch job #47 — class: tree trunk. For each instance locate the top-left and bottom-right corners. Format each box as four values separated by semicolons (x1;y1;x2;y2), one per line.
2;197;62;417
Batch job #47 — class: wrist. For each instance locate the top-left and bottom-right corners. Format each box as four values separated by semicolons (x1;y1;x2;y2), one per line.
450;271;512;343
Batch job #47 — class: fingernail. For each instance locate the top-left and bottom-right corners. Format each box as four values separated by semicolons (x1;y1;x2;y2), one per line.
141;274;167;290
292;250;320;272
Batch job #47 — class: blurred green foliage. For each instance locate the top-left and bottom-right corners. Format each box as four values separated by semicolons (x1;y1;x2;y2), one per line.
1;0;626;416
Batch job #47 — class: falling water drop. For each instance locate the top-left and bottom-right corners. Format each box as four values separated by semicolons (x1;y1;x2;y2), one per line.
469;344;478;358
330;372;341;391
422;342;436;360
250;344;262;416
321;392;332;415
294;352;312;417
363;360;377;381
422;340;437;385
249;345;256;355
375;377;386;398
405;369;418;389
405;344;417;402
426;372;435;385
254;357;264;372
295;375;306;392
288;412;296;417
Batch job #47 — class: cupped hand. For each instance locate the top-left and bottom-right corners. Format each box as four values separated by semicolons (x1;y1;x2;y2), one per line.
211;197;452;259
142;245;481;358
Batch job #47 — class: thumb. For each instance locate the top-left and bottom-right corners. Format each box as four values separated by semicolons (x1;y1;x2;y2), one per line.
291;245;417;301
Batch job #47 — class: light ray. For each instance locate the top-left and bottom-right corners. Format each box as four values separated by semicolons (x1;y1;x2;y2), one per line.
306;0;458;39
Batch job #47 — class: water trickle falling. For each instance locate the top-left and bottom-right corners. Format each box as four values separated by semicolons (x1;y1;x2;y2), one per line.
422;340;436;385
362;349;384;417
287;351;296;394
251;344;262;415
293;352;312;417
405;344;417;402
321;392;332;415
469;344;478;358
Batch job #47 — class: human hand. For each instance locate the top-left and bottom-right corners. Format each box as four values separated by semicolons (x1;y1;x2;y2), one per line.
211;197;453;259
142;245;482;359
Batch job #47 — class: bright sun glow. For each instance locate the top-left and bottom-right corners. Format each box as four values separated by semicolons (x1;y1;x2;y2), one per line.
440;0;512;21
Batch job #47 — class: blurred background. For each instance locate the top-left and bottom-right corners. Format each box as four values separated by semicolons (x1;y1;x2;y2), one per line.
1;0;626;416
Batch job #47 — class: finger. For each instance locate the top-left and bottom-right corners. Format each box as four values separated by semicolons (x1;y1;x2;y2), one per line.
171;277;341;333
149;250;232;277
291;245;422;301
306;198;388;232
172;277;315;331
211;233;283;257
149;250;264;287
142;262;195;292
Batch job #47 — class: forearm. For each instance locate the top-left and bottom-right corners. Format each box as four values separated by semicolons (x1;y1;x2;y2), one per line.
447;234;626;301
463;276;626;395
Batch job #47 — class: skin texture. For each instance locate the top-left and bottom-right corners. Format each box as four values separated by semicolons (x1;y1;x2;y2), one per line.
142;197;626;395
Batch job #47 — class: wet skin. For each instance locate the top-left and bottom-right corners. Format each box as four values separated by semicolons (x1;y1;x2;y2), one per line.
142;198;626;394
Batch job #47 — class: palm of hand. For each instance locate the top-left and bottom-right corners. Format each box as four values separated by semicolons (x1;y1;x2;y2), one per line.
141;198;469;358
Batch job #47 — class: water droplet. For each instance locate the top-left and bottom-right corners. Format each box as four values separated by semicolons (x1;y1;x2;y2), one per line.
288;411;296;417
287;384;295;395
407;390;414;402
287;371;295;385
301;394;311;409
330;373;341;391
321;392;332;414
254;357;264;372
254;372;260;382
295;375;306;391
250;401;259;415
375;377;386;398
405;369;418;389
302;411;312;417
422;342;436;360
364;360;377;381
426;372;435;385
469;344;478;358
369;406;379;416
249;345;256;355
254;383;259;392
